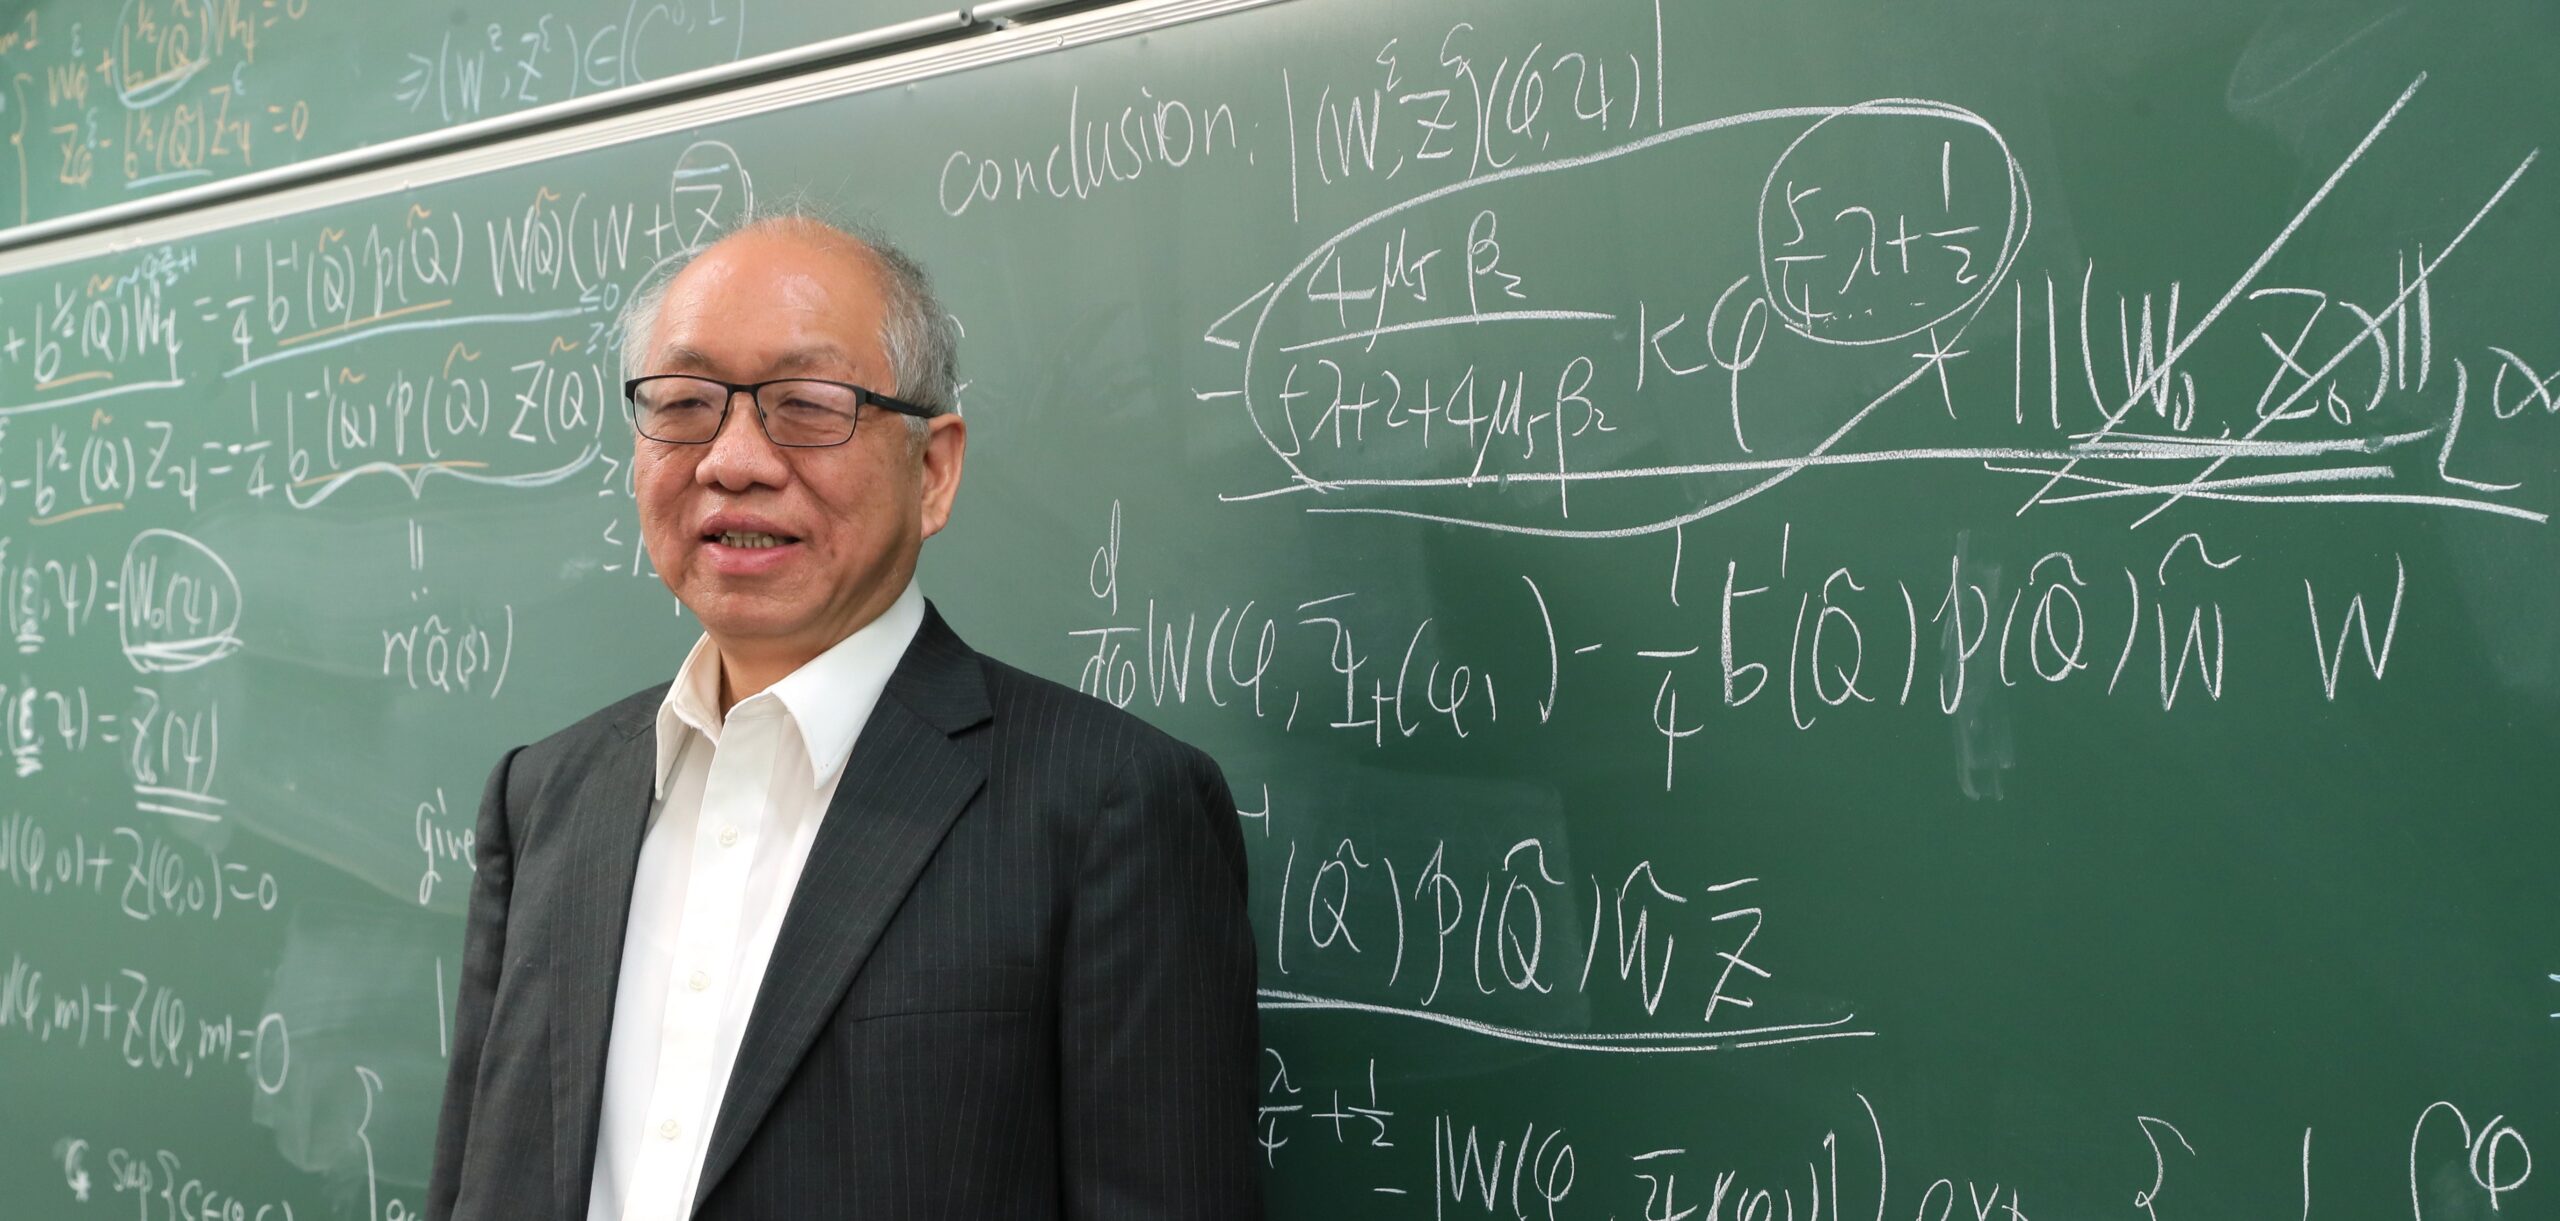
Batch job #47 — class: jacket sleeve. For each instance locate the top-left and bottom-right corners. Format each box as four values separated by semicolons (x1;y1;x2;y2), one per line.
1058;735;1266;1218
427;745;523;1221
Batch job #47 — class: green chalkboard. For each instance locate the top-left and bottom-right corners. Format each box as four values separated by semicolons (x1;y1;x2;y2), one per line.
0;0;954;229
2;0;2556;1215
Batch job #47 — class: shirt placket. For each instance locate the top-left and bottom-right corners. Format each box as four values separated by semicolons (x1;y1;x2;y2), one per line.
624;702;781;1219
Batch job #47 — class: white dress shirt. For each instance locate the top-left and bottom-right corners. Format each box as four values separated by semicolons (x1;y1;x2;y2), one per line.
586;583;925;1221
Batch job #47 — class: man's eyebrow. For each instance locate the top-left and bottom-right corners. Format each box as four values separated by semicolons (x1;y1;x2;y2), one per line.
655;343;718;372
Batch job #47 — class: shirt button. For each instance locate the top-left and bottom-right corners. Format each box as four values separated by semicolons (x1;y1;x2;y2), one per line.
659;1119;680;1140
688;970;711;992
717;825;739;848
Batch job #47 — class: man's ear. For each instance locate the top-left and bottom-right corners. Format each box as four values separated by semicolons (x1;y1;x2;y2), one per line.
916;412;968;540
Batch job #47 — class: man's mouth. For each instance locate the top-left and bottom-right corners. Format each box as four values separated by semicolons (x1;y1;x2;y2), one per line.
708;531;799;549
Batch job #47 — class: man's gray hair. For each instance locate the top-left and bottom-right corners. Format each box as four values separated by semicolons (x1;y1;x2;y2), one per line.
618;208;962;442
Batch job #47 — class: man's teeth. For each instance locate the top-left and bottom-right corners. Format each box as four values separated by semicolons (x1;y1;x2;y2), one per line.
717;532;789;548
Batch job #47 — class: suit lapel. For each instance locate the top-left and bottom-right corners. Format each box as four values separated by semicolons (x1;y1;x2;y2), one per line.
551;714;657;1219
692;606;992;1209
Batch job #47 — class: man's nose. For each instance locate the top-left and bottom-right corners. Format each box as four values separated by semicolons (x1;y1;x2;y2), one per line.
695;390;790;489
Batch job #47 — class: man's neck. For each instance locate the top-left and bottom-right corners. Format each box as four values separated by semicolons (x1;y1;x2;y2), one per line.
705;585;918;716
715;653;804;717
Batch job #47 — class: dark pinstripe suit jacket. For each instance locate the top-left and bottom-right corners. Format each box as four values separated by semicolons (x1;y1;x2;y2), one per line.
427;605;1264;1219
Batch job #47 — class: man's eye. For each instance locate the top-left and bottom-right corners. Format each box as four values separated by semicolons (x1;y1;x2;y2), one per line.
657;397;716;413
779;397;848;417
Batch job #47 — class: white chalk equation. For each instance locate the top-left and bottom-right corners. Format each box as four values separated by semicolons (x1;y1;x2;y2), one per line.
118;529;243;673
0;950;289;1089
1201;75;2549;537
0;808;281;923
1245;1078;2537;1220
1077;502;2437;799
1258;831;1865;1054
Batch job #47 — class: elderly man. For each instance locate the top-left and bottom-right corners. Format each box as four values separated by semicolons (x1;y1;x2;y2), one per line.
427;214;1263;1220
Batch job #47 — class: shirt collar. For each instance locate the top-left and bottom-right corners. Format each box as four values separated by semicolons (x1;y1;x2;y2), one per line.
652;582;928;798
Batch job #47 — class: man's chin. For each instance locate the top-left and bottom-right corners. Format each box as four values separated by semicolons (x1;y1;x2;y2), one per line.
686;594;819;642
698;615;816;645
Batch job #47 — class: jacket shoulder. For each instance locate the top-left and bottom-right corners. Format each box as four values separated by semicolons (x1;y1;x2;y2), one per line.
971;654;1218;780
508;681;667;782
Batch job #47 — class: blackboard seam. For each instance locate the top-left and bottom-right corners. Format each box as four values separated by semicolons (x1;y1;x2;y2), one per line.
0;0;1301;274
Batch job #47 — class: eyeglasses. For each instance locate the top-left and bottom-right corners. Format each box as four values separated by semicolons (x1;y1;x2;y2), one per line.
622;374;937;447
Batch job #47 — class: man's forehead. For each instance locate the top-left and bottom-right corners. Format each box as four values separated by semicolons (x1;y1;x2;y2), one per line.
649;233;891;375
682;227;883;295
655;341;862;375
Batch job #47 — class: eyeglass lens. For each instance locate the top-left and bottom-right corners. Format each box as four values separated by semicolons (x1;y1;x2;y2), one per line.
628;376;863;446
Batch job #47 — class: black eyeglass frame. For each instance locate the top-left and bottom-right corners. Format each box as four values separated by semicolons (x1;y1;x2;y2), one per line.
621;374;939;448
